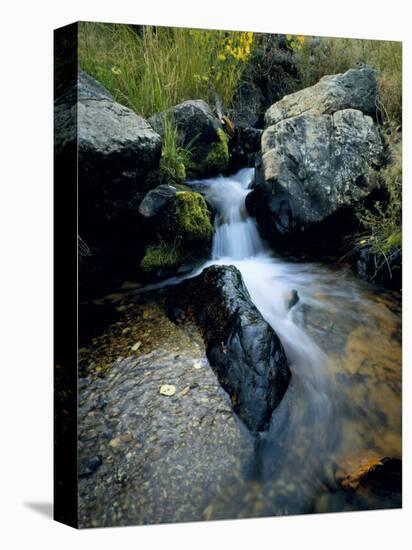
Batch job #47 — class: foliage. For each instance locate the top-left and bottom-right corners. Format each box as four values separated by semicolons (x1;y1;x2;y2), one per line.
295;36;402;125
158;115;189;185
78;23;254;117
185;128;230;178
286;34;305;50
356;136;402;255
140;191;213;273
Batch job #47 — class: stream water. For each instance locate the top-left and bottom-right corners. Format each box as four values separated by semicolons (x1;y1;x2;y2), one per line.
78;168;401;525
186;168;402;514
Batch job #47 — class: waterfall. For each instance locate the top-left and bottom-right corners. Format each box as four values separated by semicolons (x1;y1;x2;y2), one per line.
137;167;401;513
191;168;334;481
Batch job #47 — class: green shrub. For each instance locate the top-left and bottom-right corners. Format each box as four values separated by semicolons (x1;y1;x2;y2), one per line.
356;137;402;254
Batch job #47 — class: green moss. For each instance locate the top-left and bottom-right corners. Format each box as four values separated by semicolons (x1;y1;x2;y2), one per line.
140;243;182;273
163;191;213;243
204;128;229;174
185;128;230;178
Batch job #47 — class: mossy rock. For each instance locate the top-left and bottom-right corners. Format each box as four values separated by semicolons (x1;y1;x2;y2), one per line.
140;191;213;277
186;128;230;178
140;243;182;274
159;155;186;185
161;191;213;244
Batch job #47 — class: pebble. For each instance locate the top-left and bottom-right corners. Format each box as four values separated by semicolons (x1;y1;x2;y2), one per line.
131;341;142;352
159;384;176;396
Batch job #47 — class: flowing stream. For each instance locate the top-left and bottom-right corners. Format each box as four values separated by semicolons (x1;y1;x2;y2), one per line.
186;168;401;514
79;168;401;523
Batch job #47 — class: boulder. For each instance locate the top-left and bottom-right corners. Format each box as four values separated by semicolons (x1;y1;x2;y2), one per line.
138;183;191;220
139;191;213;277
55;70;162;297
247;108;383;254
265;67;378;126
149;100;229;178
168;265;291;432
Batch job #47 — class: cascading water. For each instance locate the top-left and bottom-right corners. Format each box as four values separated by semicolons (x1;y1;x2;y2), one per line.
187;168;401;514
193;169;335;485
137;168;401;515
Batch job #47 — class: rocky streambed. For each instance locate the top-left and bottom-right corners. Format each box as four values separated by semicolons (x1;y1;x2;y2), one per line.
78;289;254;527
67;63;402;527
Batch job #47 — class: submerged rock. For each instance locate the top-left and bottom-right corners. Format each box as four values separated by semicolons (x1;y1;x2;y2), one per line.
149;100;229;178
168;265;291;432
337;456;401;502
78;294;254;527
264;66;378;126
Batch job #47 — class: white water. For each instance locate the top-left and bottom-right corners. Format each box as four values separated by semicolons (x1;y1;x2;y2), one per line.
135;168;401;512
193;168;329;397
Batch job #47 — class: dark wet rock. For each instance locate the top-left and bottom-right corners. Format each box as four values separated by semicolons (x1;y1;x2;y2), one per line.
168;265;291;432
265;67;378;126
355;246;402;291
149;100;229;177
229;126;263;172
238;126;263;154
55;70;162;298
247;109;383;256
79;455;103;478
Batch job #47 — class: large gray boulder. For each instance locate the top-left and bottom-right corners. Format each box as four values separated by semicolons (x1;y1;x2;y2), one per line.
247;68;384;256
149;100;229;178
258;109;383;229
169;265;291;432
265;67;378;126
55;70;162;190
55;71;162;297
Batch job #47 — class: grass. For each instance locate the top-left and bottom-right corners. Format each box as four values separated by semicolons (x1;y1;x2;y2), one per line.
78;22;253;117
78;23;254;183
